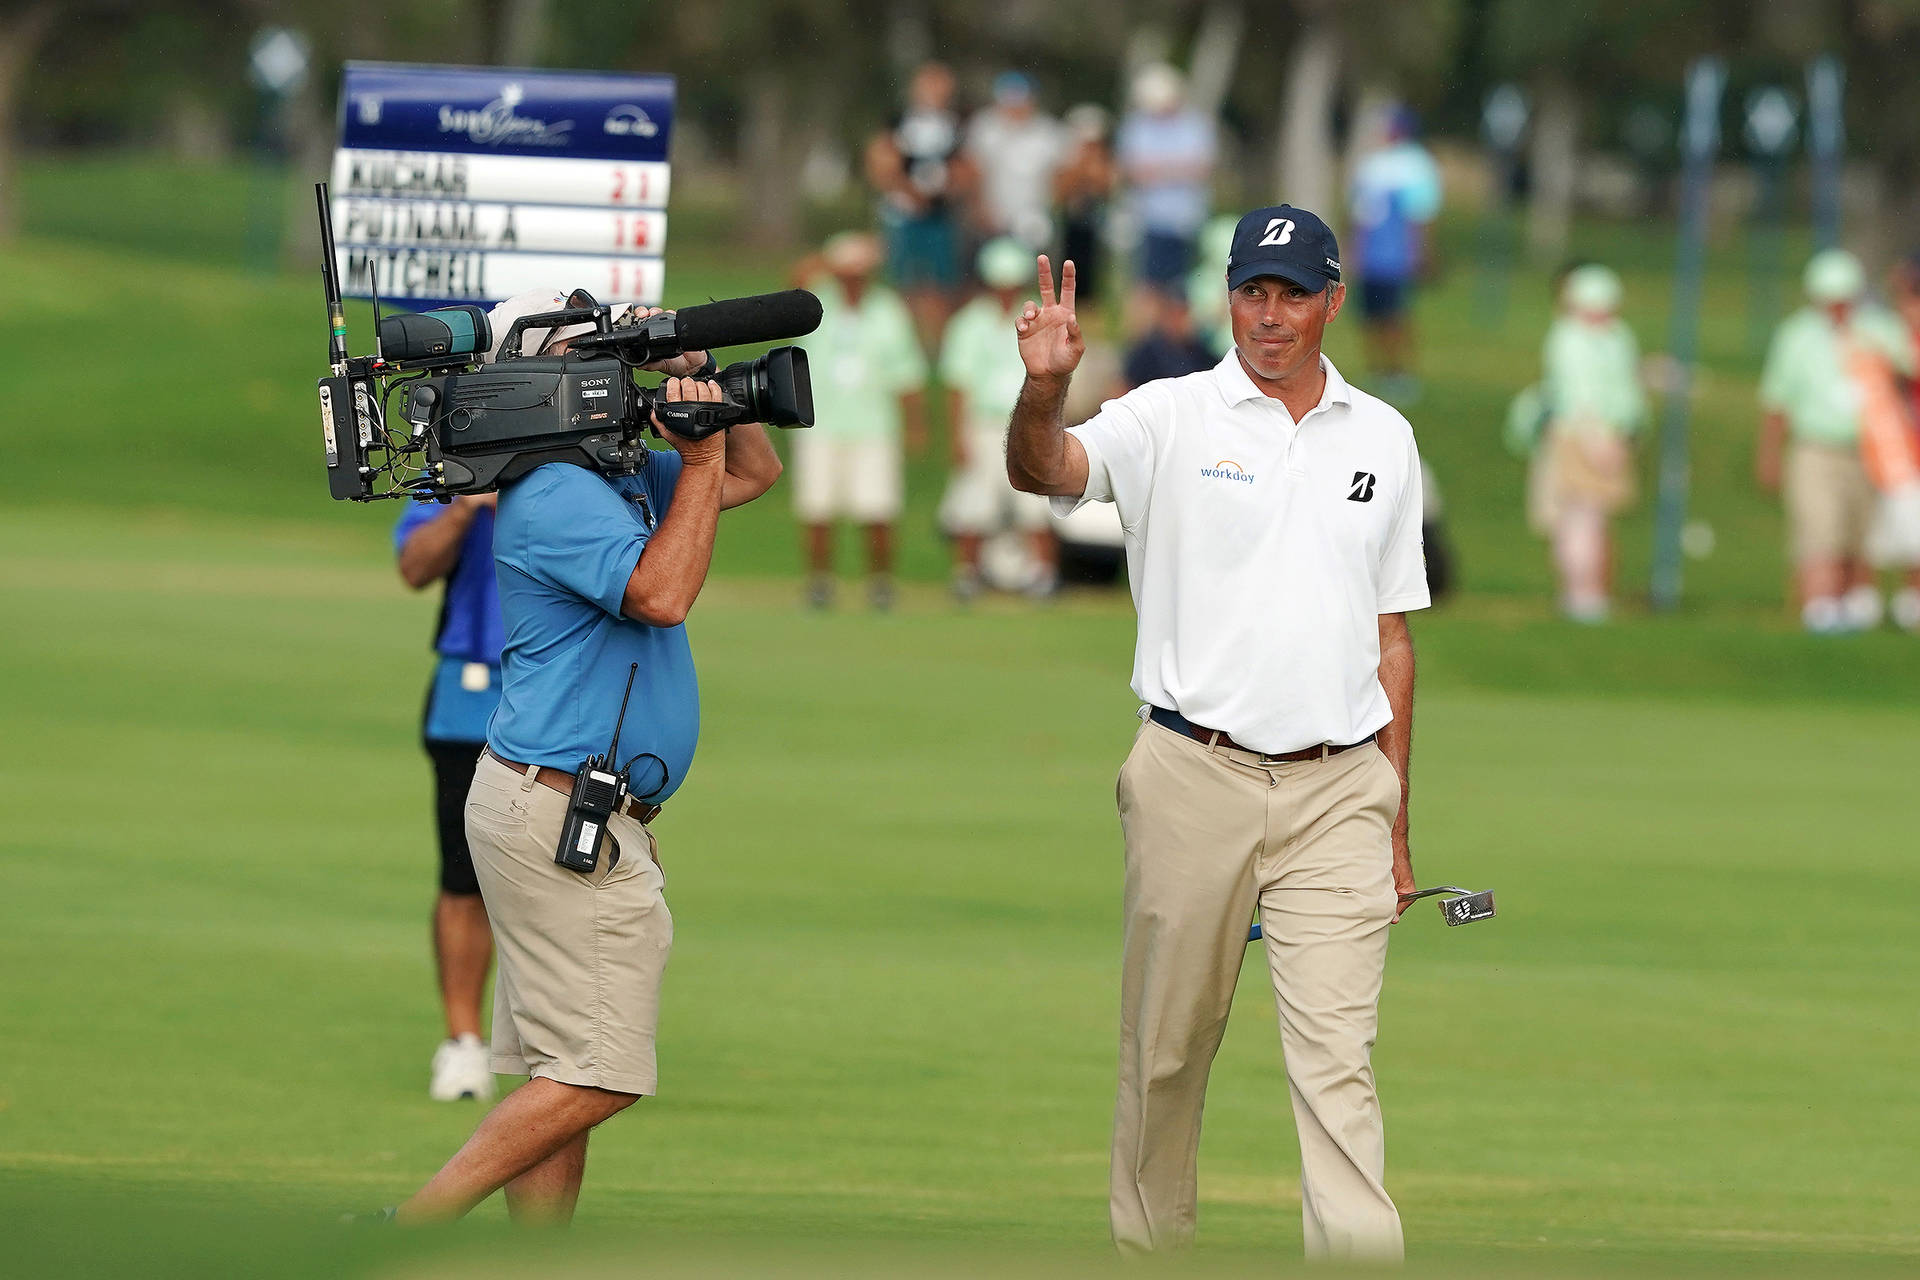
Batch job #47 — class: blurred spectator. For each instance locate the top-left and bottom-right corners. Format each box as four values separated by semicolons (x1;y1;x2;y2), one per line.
1862;257;1920;631
393;492;500;1103
1347;104;1442;405
1116;63;1216;289
1524;265;1646;624
865;62;975;351
966;71;1067;251
790;232;930;611
1121;285;1216;391
1053;103;1116;308
1185;213;1239;356
1756;250;1912;633
938;238;1058;601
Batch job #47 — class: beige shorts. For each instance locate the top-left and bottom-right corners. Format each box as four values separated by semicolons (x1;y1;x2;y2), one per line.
1786;441;1874;564
938;432;1052;535
466;752;673;1096
791;433;902;524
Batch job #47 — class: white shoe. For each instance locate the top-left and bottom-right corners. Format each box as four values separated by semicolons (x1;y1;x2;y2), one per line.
429;1034;495;1102
1802;597;1846;634
1893;588;1920;633
1842;584;1884;631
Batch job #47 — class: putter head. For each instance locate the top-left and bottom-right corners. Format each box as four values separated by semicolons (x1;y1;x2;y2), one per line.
1439;890;1496;926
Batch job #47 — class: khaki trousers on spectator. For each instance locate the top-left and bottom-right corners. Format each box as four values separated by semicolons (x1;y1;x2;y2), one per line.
1110;719;1405;1262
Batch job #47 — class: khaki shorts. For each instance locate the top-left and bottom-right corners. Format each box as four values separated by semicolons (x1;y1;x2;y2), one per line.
466;752;672;1096
790;433;903;524
1786;441;1874;564
938;430;1053;535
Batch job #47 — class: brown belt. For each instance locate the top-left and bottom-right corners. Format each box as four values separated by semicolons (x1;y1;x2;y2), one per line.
1148;706;1375;762
485;750;662;825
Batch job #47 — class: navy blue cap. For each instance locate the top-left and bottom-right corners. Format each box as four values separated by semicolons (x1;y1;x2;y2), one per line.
1226;204;1342;293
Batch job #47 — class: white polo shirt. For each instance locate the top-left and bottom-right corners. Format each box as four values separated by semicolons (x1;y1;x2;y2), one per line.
1058;351;1429;754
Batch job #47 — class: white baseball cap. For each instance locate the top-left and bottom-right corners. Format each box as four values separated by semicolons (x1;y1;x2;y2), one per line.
1804;249;1865;305
485;288;599;361
1131;63;1184;114
1562;264;1623;316
976;237;1030;289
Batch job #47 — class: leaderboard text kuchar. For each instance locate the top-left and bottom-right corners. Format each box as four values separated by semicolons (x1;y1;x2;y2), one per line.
345;152;470;197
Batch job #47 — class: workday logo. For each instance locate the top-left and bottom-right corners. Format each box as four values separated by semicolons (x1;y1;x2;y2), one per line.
603;104;660;138
1200;459;1256;484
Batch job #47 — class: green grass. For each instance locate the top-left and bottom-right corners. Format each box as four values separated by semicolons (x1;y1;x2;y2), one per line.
2;157;1918;1276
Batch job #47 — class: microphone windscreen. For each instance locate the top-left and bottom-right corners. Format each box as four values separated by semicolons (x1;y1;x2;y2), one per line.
672;290;823;351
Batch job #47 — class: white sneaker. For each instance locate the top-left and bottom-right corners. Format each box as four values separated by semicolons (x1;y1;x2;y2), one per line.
1892;588;1920;633
429;1034;495;1102
1842;584;1884;631
1801;597;1844;633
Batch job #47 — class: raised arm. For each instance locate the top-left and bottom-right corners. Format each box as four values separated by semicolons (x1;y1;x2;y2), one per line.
622;379;728;627
719;423;782;509
1007;254;1092;497
1376;611;1418;921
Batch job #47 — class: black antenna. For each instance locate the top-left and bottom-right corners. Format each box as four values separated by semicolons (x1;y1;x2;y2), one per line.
607;663;639;760
315;182;348;373
367;260;384;363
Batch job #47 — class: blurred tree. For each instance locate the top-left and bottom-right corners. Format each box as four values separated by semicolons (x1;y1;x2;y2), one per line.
0;0;61;238
1487;0;1754;260
474;0;552;66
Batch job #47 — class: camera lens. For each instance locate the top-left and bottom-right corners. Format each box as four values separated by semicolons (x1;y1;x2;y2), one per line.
717;346;813;427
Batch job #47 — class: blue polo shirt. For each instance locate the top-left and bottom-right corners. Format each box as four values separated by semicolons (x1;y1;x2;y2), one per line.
395;500;505;743
487;457;697;803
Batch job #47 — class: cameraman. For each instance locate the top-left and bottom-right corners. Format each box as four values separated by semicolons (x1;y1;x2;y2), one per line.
390;292;782;1225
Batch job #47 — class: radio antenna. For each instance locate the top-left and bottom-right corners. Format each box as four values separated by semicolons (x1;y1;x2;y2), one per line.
367;260;384;363
607;663;639;760
315;181;348;374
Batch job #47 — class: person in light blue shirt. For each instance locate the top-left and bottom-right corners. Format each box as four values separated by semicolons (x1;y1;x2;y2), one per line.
1347;104;1442;403
386;296;783;1228
394;491;505;1103
1116;63;1217;287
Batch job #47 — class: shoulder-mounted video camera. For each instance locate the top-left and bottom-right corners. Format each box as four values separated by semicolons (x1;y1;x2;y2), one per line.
311;182;819;501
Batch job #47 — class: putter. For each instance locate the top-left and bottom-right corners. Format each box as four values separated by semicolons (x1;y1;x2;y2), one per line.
1247;885;1495;941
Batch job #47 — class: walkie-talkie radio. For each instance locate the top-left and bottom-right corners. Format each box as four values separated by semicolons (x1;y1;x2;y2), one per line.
555;664;641;875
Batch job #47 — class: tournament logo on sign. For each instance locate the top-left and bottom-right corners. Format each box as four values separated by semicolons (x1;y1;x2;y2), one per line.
436;82;573;148
603;104;660;138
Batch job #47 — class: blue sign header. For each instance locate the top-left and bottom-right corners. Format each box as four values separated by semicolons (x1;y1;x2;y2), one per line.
338;62;674;163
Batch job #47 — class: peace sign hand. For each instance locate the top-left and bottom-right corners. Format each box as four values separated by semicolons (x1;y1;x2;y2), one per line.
1015;255;1085;380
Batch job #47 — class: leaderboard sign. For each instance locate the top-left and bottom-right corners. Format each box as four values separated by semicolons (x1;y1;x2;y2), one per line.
330;62;673;308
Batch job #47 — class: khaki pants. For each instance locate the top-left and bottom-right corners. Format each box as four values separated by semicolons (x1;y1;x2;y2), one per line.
1111;719;1404;1262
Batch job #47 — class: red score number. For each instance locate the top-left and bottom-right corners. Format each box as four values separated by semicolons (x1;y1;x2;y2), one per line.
606;261;657;300
612;214;651;250
609;166;652;206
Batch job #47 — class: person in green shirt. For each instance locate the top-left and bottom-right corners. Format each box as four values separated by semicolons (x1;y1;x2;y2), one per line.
1757;249;1912;632
1525;264;1646;623
938;238;1060;600
790;232;930;610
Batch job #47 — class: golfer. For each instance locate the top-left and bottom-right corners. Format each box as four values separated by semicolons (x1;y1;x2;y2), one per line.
1007;205;1428;1262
